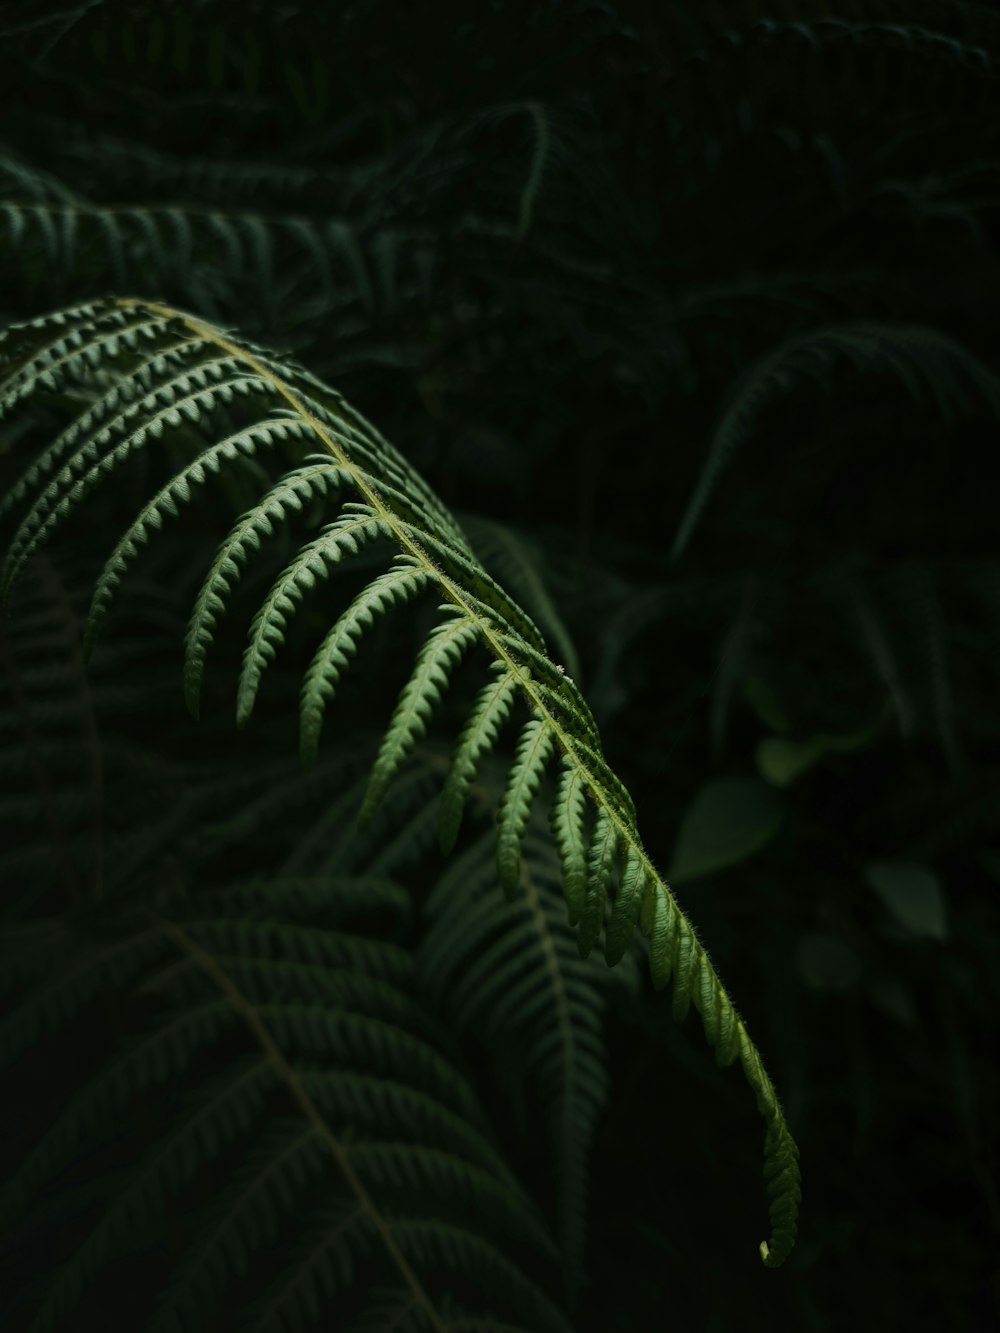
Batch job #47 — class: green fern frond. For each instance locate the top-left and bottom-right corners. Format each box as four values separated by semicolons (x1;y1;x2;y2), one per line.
182;459;356;713
0;298;800;1266
236;503;392;726
550;758;589;927
438;663;520;855
517;101;552;241
422;826;612;1302
0;182;390;315
360;609;481;827
23;1059;276;1333
496;717;556;896
389;1221;572;1333
299;557;435;765
1;1008;260;1229
144;1122;324;1333
460;513;581;680
90;446;343;662
4;880;560;1331
671;322;1000;560
0;923;162;1067
578;805;619;959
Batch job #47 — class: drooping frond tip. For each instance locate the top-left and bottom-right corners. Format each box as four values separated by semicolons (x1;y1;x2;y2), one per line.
0;296;800;1267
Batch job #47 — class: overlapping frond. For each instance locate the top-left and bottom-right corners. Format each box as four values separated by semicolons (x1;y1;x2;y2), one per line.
0;297;800;1266
421;826;615;1302
0;184;386;316
1;880;562;1332
672;322;1000;560
461;513;581;681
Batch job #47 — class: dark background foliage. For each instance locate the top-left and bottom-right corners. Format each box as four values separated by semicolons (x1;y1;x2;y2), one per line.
1;1;999;1329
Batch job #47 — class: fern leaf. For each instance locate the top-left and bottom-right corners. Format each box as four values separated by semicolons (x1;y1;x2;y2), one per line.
145;1124;323;1333
299;558;433;767
1;328;206;518
409;526;547;651
184;460;353;716
0;1020;262;1229
88;436;340;659
24;1062;277;1333
236;504;391;726
1;355;264;599
0;299;801;1266
360;611;481;826
460;513;580;680
391;1221;572;1333
496;717;555;896
7;880;560;1329
421;828;610;1302
516;101;552;241
671;322;1000;560
0;306;164;426
550;757;588;926
438;663;519;855
604;844;649;967
577;806;618;958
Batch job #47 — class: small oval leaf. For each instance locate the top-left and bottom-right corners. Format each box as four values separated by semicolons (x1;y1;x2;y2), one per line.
864;860;948;940
669;777;783;883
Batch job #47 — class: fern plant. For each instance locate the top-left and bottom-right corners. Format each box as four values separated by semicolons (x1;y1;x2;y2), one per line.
0;294;800;1294
1;877;569;1332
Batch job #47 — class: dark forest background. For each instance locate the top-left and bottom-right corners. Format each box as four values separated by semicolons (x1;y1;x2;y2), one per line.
1;2;999;1330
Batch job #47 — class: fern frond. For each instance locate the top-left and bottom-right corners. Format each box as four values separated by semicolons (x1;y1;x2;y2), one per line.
144;1123;323;1333
604;845;650;967
390;1221;572;1333
360;609;481;827
671;322;1000;560
1;1012;263;1229
0;183;393;317
182;459;355;714
299;557;434;766
421;827;611;1301
0;298;800;1266
0;923;162;1067
550;758;589;926
23;1060;276;1333
578;805;619;959
6;881;559;1331
460;513;581;680
517;101;552;241
438;663;520;855
496;717;556;896
236;504;391;726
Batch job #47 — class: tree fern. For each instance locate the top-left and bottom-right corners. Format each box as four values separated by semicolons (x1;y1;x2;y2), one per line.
0;296;800;1267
